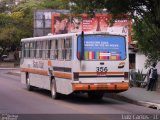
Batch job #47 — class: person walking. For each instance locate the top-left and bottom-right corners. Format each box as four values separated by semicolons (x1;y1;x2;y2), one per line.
147;63;158;91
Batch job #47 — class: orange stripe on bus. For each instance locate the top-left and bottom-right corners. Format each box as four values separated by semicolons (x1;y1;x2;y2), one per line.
53;72;72;79
21;68;72;80
48;60;52;66
78;72;124;75
72;82;129;91
21;68;48;76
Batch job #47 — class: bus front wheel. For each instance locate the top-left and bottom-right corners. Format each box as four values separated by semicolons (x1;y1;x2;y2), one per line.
51;79;61;99
26;73;34;91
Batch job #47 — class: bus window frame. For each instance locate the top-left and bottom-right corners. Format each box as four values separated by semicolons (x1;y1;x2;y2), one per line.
36;41;43;59
21;42;25;58
42;40;49;59
50;39;58;60
30;42;36;58
24;42;30;58
64;38;72;61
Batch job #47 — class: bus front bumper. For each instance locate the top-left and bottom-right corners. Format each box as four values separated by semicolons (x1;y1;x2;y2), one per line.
72;82;129;91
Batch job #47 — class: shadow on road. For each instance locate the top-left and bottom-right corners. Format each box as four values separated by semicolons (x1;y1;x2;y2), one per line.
24;87;126;105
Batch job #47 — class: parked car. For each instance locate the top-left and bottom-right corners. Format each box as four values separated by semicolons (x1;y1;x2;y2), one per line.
1;55;8;61
1;55;13;62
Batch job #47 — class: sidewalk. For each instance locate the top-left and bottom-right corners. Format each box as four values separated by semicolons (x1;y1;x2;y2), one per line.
108;87;160;110
2;68;160;110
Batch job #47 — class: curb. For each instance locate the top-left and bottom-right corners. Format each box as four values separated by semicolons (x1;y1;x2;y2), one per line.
138;101;160;110
105;93;160;110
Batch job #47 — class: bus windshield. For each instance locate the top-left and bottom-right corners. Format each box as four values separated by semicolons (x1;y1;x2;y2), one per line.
77;34;126;61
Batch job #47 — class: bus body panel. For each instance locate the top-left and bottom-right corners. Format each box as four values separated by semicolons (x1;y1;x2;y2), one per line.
55;77;73;94
72;60;129;87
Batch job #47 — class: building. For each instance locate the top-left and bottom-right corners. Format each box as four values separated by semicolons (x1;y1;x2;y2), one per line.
34;10;69;37
129;42;160;91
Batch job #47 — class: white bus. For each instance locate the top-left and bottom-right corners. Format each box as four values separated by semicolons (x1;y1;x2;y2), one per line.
20;32;129;100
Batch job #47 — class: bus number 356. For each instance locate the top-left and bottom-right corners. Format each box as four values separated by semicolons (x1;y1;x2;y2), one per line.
96;67;108;72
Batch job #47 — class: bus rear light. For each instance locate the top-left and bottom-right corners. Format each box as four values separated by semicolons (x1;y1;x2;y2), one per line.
74;72;79;81
124;72;129;80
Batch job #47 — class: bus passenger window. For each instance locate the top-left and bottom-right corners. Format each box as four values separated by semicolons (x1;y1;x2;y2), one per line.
30;42;35;58
50;40;54;59
48;40;51;58
55;40;58;59
50;40;58;60
58;39;63;60
25;43;30;58
22;43;25;58
34;42;37;57
45;41;50;59
42;41;47;59
36;41;41;58
39;41;43;58
28;43;31;58
65;38;72;60
62;39;65;59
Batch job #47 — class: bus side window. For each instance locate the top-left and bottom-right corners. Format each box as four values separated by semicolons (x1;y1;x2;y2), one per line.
24;43;27;58
39;41;43;58
22;42;25;58
25;42;30;58
50;40;53;59
29;43;31;58
48;40;51;58
65;38;72;60
33;42;36;58
58;39;63;60
62;39;66;60
45;40;50;59
55;40;58;59
50;40;56;60
36;41;41;58
34;41;37;57
42;41;47;59
30;42;35;58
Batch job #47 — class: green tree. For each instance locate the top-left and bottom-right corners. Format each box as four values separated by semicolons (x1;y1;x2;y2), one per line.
0;26;17;57
0;0;35;59
0;1;7;13
70;0;160;65
0;0;70;59
40;0;69;9
0;13;13;58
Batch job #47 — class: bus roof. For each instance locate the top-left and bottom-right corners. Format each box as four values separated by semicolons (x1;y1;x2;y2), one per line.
21;33;76;42
21;32;126;42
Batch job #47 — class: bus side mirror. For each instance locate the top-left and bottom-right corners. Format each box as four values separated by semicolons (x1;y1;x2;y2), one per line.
78;31;84;60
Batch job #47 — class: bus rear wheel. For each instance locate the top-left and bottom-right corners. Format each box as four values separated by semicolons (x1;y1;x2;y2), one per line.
88;91;104;100
51;79;61;99
26;73;34;91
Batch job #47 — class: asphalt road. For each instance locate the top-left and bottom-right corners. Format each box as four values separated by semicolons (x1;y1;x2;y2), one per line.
0;69;160;120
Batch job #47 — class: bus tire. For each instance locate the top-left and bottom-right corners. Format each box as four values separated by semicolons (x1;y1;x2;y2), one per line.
26;73;34;91
88;91;104;100
51;79;61;99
